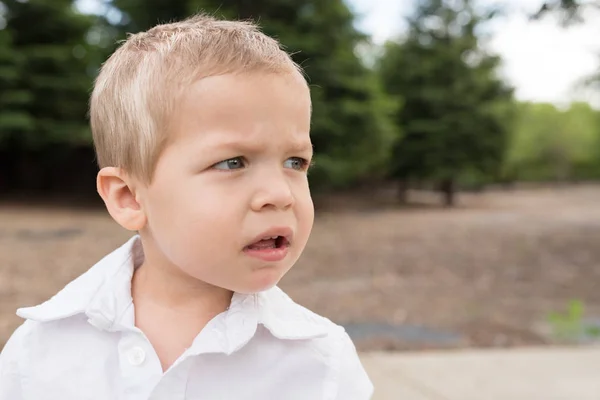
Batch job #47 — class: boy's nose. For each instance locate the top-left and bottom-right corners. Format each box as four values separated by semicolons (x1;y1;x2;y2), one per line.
250;173;295;212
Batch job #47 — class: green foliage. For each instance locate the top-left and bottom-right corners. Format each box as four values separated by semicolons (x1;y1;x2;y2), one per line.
116;0;188;31
0;0;95;148
378;0;514;204
548;299;600;341
107;0;400;189
506;101;600;181
0;28;35;143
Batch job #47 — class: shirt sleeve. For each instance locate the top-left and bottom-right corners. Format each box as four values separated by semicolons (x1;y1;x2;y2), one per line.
0;322;29;400
334;330;374;399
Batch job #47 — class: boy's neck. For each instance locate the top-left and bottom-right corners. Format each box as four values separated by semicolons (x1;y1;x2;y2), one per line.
131;262;233;314
131;239;233;316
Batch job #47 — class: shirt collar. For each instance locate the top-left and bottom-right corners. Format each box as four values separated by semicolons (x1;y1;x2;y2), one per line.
16;236;329;350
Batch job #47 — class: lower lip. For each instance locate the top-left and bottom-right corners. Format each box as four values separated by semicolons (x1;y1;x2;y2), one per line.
243;246;289;262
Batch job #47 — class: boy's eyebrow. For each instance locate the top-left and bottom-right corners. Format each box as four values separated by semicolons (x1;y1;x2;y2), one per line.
203;138;313;154
287;141;314;153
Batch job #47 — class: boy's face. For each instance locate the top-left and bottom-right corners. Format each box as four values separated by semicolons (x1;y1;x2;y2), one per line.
137;71;314;293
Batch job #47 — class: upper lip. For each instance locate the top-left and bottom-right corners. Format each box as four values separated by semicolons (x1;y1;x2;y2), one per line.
247;226;294;246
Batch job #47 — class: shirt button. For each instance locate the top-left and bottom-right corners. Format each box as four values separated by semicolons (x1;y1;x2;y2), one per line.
127;346;146;366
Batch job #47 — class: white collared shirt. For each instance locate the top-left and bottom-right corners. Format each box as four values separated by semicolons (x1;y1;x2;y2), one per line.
0;236;373;400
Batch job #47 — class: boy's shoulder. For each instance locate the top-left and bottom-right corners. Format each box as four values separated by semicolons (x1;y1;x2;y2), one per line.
14;236;138;325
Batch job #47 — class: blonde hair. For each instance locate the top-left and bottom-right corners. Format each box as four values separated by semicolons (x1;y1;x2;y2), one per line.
90;13;302;183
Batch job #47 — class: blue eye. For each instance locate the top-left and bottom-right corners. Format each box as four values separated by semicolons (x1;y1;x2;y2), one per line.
213;157;246;170
284;157;309;171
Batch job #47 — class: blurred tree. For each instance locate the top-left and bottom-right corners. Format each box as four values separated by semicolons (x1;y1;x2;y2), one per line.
506;102;600;181
107;0;400;189
0;27;34;145
564;102;600;178
378;0;514;206
110;0;189;32
1;0;95;148
533;0;600;25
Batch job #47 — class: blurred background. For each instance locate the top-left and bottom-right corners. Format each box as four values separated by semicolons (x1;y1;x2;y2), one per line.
1;0;600;391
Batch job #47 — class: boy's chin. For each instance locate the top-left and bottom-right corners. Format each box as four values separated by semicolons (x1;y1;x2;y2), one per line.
233;272;285;294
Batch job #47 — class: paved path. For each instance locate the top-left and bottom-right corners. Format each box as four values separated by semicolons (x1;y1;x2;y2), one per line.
360;346;600;400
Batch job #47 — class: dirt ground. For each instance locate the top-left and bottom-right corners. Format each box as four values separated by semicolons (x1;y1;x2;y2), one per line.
1;184;600;351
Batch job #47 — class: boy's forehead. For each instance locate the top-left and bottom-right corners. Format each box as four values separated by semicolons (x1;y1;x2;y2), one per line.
172;72;311;133
186;70;309;101
171;119;312;152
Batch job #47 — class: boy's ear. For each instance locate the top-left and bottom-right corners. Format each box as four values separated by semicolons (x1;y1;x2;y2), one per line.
97;167;146;231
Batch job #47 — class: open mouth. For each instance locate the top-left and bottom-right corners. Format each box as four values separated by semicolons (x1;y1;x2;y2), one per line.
245;236;290;251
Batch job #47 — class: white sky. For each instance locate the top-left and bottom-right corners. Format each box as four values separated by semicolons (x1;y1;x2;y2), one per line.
347;0;600;107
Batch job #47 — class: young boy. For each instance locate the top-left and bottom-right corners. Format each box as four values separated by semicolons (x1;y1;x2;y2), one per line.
0;14;373;400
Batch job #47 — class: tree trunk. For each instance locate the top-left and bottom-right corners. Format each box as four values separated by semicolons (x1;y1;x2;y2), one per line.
397;180;409;204
439;178;456;207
